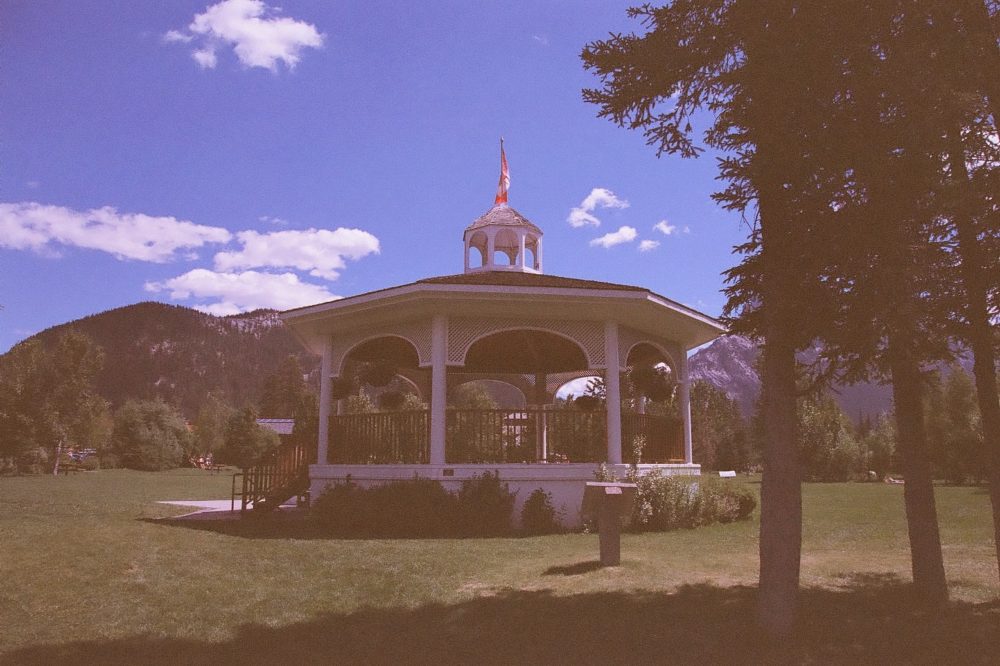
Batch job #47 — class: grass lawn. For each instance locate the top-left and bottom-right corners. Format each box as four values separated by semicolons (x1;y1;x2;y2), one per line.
1;470;997;664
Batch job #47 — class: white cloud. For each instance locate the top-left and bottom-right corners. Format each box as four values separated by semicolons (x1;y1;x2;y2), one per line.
532;34;549;46
654;220;677;236
214;227;380;280
638;239;660;252
166;0;324;72
163;29;193;43
683;225;691;234
145;268;337;315
567;187;629;227
0;201;231;262
590;225;637;249
258;215;289;227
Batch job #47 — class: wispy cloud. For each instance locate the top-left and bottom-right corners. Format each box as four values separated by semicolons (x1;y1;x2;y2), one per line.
567;187;629;227
0;201;231;262
638;239;660;252
165;0;324;72
214;228;380;280
145;268;337;315
653;220;676;236
590;225;637;249
258;215;289;227
532;34;549;46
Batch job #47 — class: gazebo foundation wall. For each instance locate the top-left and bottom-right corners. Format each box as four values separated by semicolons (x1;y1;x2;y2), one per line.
308;463;700;529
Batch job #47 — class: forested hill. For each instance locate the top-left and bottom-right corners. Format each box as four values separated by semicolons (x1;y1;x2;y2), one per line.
15;302;318;418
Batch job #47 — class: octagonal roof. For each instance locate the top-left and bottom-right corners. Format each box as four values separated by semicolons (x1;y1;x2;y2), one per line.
464;203;542;235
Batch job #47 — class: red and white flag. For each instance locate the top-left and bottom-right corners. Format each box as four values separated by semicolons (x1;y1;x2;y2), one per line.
494;139;510;205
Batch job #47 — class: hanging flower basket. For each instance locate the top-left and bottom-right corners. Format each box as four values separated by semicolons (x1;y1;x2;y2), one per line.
574;395;602;411
361;362;397;387
379;390;405;410
330;377;354;400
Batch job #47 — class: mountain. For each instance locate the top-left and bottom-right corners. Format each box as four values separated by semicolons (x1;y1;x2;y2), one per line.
12;302;318;418
688;335;896;422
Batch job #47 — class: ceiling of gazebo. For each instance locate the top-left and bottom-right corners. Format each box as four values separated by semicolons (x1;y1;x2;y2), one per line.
463;329;589;374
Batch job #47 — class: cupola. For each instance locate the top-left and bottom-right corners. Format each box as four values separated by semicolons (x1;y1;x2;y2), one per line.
463;141;543;274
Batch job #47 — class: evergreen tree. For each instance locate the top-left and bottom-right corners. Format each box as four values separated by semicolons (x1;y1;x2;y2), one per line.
112;399;191;471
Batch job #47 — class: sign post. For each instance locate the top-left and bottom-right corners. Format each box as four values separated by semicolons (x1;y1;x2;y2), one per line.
583;481;637;566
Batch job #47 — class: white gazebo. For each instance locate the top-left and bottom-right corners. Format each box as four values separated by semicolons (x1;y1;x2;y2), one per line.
281;193;724;526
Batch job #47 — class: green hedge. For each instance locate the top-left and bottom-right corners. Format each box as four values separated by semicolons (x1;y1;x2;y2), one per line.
313;472;516;538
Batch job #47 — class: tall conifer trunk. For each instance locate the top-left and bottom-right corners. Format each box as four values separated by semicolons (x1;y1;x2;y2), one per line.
947;127;1000;584
887;332;949;606
756;189;802;638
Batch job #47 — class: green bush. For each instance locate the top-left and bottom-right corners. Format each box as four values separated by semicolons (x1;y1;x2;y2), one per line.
520;488;561;535
626;470;756;531
313;477;459;537
112;399;191;471
313;472;516;537
456;471;516;537
219;407;280;469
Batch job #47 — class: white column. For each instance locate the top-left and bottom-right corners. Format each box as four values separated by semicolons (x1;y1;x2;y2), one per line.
535;237;543;272
604;321;622;464
679;352;693;464
430;314;448;464
518;231;527;270
316;337;333;465
486;230;496;270
463;237;470;272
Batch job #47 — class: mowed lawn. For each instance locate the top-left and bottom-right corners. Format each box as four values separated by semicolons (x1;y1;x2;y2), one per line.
1;470;997;665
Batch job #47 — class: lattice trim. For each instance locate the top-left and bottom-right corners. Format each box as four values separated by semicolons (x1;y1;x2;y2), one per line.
448;317;606;368
618;326;680;372
330;318;433;376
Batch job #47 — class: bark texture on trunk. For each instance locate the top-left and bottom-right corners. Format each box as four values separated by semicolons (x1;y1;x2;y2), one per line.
756;190;803;638
948;127;1000;585
887;334;949;607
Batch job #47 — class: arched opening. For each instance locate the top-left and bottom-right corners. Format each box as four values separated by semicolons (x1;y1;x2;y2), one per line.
463;329;589;374
493;228;518;266
467;232;487;268
525;245;537;270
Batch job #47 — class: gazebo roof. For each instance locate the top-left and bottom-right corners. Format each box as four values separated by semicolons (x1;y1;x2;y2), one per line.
416;271;646;292
281;269;726;356
464;204;542;235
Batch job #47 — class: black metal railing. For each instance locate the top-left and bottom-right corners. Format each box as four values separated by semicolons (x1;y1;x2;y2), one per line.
328;410;429;464
326;408;682;465
621;412;684;463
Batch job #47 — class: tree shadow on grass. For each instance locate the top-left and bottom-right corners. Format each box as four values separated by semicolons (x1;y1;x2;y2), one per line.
141;513;548;541
5;575;998;665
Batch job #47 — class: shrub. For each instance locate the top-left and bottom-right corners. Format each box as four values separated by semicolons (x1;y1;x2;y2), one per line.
313;477;460;537
456;471;516;536
521;488;561;535
313;473;516;537
626;470;756;531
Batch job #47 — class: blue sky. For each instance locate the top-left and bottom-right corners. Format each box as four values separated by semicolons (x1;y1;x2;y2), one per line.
1;0;748;353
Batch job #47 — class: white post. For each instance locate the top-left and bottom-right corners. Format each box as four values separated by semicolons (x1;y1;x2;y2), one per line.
430;314;448;464
463;237;470;272
486;230;496;270
317;337;333;465
679;352;693;464
535;237;543;272
604;321;622;464
518;231;527;270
